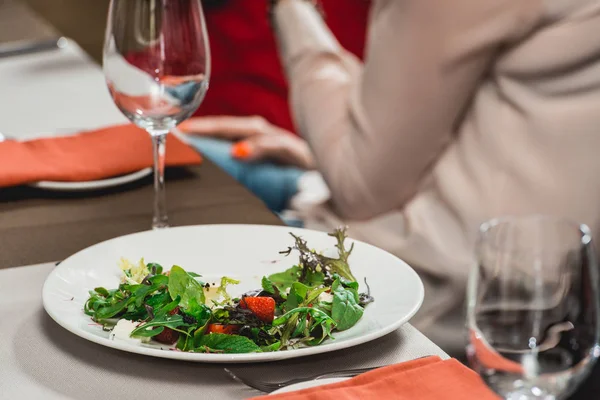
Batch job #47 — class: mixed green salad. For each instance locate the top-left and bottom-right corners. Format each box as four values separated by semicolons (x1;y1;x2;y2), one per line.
84;228;374;354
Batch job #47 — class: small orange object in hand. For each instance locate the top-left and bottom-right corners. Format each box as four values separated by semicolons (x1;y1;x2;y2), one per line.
232;141;253;159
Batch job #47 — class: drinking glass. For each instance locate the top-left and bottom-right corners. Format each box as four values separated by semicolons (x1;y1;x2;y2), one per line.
103;0;210;229
467;215;600;399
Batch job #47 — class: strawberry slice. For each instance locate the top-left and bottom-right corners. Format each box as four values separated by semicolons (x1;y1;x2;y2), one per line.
206;324;240;335
154;327;179;344
153;307;181;344
239;296;275;323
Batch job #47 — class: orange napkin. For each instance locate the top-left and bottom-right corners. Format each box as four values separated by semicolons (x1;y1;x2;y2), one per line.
0;124;202;187
252;356;501;400
470;330;524;374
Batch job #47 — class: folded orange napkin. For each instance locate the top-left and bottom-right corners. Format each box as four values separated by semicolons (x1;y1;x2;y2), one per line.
252;356;501;400
0;124;202;187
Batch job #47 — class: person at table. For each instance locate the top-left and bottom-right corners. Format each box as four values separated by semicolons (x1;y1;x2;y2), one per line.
178;0;369;214
186;0;600;356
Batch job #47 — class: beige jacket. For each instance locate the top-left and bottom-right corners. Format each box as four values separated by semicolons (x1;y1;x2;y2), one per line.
273;0;600;352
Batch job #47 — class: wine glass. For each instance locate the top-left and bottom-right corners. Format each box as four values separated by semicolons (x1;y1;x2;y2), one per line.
467;215;600;399
103;0;210;229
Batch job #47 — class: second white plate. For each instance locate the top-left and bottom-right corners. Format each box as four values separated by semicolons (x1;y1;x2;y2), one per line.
31;167;152;191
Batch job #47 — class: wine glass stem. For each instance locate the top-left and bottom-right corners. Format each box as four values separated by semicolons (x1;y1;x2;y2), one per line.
150;130;169;229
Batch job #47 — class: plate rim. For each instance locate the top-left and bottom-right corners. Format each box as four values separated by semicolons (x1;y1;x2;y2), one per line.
31;167;152;191
42;224;424;363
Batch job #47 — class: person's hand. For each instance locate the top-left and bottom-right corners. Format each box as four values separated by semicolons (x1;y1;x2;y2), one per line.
179;116;315;169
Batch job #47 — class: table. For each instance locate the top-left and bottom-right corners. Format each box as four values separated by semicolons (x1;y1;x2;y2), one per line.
0;2;596;399
0;263;449;400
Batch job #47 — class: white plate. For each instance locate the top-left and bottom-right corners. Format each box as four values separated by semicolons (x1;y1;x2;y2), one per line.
42;224;424;363
270;378;350;395
31;168;152;191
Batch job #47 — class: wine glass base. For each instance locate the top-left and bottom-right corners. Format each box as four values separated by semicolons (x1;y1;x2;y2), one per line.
505;388;556;400
152;221;169;230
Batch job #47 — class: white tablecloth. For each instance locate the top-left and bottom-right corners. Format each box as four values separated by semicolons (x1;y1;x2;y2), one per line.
0;38;127;140
0;263;448;400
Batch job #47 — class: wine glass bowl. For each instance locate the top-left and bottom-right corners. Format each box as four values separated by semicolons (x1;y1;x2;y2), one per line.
103;0;210;228
467;216;600;399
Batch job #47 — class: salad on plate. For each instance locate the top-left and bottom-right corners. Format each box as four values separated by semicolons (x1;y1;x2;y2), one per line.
84;228;374;354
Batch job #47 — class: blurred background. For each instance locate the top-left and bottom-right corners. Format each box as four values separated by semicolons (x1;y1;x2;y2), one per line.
1;0;108;62
3;1;600;398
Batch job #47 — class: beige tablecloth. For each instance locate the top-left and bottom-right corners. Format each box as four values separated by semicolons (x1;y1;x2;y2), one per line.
0;263;448;400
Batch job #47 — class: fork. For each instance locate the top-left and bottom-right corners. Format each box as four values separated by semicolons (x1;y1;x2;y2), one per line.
224;366;382;393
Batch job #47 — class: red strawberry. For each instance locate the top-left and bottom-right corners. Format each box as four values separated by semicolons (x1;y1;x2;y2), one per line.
239;296;275;323
206;324;240;335
153;327;179;344
152;308;181;344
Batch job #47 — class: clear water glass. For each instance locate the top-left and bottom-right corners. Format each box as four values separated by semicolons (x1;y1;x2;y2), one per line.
467;215;600;399
103;0;210;229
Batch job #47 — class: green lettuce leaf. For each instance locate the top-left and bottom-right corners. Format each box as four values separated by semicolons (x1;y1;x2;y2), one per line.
193;333;261;354
283;282;310;312
271;306;336;347
176;316;211;351
261;276;276;294
185;297;212;325
331;277;364;331
304;269;325;287
93;287;110;297
217;276;240;302
88;275;169;321
130;314;191;338
168;265;206;309
261;341;281;352
267;265;302;292
146;262;163;275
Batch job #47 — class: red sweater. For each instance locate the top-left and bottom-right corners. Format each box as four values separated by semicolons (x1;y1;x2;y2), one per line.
124;0;370;134
198;0;369;133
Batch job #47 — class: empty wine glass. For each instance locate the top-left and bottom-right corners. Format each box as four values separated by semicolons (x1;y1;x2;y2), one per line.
467;216;600;399
103;0;210;229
